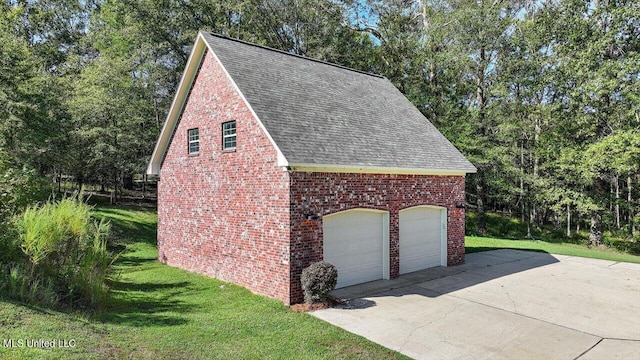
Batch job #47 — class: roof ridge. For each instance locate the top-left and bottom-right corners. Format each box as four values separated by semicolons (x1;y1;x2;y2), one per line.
206;32;385;79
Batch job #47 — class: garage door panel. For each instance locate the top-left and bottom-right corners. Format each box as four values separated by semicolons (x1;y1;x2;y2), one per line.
400;207;445;275
402;241;440;253
323;210;386;288
403;209;441;222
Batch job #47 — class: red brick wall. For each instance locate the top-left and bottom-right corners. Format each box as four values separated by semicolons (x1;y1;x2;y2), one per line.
289;172;466;303
158;50;292;303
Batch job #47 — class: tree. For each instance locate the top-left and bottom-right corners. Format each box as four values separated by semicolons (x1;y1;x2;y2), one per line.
585;130;640;236
68;53;153;200
545;0;640;244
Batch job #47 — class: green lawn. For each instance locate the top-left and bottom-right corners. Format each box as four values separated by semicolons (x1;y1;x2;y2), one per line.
466;236;640;264
0;206;407;360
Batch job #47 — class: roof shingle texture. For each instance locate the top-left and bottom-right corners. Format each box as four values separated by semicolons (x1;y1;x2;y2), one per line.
203;33;476;172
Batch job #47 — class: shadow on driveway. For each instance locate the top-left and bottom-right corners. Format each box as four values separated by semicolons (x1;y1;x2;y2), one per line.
331;249;559;309
317;249;640;359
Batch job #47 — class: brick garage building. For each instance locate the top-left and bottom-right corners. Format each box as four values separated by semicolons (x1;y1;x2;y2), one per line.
147;32;476;304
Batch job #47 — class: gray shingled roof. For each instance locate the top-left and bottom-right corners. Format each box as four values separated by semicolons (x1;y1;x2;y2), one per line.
202;32;476;172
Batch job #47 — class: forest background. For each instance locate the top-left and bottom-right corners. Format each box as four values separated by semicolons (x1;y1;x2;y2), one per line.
1;0;638;246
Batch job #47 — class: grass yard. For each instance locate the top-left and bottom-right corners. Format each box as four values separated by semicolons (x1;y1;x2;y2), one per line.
465;211;640;262
0;206;407;360
466;236;640;264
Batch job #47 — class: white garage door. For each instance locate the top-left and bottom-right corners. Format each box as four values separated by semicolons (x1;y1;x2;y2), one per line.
323;209;388;288
399;206;446;275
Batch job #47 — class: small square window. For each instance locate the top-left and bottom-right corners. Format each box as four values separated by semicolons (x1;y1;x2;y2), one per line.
222;121;236;150
188;128;199;154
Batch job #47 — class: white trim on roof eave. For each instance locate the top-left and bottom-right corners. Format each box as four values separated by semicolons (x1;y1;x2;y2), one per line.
202;33;289;168
146;34;208;175
146;32;289;176
287;163;476;176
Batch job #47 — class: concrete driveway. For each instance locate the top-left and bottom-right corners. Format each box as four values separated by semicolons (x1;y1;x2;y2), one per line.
312;249;640;360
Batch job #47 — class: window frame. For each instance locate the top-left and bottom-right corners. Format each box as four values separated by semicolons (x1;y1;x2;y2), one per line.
188;128;200;154
222;121;236;150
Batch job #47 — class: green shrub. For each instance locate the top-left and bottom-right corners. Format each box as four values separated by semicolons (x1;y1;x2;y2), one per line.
0;150;50;220
301;261;338;304
0;197;115;309
0;224;23;264
1;264;58;305
604;235;640;256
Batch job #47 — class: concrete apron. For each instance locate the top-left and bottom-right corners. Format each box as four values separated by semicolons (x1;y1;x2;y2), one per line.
312;249;640;360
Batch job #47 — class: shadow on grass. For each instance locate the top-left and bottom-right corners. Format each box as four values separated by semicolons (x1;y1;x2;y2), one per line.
0;296;69;317
114;254;157;268
91;206;212;328
466;246;549;254
0;275;196;328
99;280;197;327
94;206;156;216
92;207;157;246
110;280;191;293
85;195;157;209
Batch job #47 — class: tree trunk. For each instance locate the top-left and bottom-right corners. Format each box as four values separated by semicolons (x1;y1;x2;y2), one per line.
589;212;602;246
615;175;620;229
532;117;540;226
520;142;525;222
476;53;486;126
566;204;571;238
143;173;147;199
525;199;533;239
154;98;161;135
111;172;117;205
553;212;561;230
629;176;634;236
476;181;487;236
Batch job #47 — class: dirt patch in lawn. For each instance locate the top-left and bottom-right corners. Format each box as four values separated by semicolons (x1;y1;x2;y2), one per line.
290;297;343;312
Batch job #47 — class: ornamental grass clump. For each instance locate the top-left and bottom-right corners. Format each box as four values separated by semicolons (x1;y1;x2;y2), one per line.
300;261;338;305
0;197;115;309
